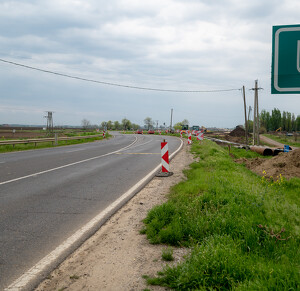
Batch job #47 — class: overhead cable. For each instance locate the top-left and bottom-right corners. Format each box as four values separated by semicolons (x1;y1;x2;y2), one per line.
0;58;241;93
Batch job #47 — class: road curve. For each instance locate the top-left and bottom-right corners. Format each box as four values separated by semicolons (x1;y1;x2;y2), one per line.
0;133;182;290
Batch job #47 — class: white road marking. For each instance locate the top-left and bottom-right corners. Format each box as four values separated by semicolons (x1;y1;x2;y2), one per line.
4;138;183;291
0;137;138;186
66;149;85;153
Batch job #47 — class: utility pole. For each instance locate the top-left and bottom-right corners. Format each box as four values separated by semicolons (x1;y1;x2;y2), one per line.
250;80;263;145
248;106;252;127
155;120;159;130
242;86;248;147
44;111;54;135
170;108;173;132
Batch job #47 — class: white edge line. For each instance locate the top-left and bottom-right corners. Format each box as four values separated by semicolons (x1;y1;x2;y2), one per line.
5;137;183;291
0;137;138;186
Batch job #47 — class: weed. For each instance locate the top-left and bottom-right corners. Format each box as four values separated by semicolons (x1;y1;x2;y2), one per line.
161;247;174;261
69;275;79;280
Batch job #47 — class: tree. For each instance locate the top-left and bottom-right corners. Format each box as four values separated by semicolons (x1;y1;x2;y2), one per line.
131;123;139;131
144;117;154;130
287;112;292;132
114;121;120;130
270;108;281;131
260;110;271;132
100;121;107;130
296;115;300;131
291;114;296;131
182;119;189;126
81;119;91;130
122;118;131;130
106;120;113;130
174;119;189;130
282;111;287;131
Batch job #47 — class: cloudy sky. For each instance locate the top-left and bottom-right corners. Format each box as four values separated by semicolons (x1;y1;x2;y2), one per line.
0;0;299;128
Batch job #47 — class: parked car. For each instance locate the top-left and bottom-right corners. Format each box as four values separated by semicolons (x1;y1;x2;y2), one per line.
148;129;155;134
136;129;143;134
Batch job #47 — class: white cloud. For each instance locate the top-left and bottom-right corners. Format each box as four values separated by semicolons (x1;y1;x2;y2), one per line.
0;0;299;127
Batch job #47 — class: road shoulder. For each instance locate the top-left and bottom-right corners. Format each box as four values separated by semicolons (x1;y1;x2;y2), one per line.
36;142;193;291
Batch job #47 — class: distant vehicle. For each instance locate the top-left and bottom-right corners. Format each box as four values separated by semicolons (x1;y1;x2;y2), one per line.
286;132;293;136
192;125;200;131
182;125;189;130
148;129;155;134
136;129;143;134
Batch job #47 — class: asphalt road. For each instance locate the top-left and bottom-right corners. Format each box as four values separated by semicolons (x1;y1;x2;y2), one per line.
0;132;182;290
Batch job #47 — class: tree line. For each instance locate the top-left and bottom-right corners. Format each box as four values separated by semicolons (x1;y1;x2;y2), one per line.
260;108;300;132
100;118;140;131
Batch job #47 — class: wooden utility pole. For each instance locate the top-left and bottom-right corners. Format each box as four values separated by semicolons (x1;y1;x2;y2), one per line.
242;86;248;146
251;80;263;145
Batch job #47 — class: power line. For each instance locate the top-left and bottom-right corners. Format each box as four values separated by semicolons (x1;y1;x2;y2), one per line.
0;58;241;93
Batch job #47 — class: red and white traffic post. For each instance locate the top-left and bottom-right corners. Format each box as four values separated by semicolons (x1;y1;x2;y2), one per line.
188;131;192;145
180;130;183;138
103;131;106;138
197;131;204;143
161;140;170;173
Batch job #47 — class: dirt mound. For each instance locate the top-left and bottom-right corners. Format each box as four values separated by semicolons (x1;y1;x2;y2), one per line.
236;148;300;180
229;126;246;137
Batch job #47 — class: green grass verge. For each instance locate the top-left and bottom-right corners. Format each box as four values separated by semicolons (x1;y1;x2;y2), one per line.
0;135;111;153
263;133;299;147
142;140;300;290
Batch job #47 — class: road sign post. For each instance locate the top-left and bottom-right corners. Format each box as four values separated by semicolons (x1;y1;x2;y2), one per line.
272;24;300;94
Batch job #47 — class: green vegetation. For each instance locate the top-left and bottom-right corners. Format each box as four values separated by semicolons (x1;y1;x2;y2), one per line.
142;140;300;290
161;247;174;261
0;134;111;153
260;108;299;132
263;133;300;147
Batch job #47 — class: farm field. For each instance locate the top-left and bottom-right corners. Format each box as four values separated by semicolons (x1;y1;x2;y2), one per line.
0;128;108;153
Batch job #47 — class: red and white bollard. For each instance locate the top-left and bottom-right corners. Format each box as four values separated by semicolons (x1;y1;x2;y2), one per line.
188;132;192;145
197;131;204;143
180;130;183;138
103;131;106;138
159;130;161;135
161;141;170;173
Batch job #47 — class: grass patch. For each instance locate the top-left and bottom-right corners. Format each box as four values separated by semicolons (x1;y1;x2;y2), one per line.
142;140;300;290
161;247;174;261
0;135;111;153
263;133;299;147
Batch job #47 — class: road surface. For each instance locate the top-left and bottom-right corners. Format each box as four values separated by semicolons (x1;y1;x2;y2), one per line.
0;133;182;290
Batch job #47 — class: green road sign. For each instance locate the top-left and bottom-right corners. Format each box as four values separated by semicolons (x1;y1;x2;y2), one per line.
272;24;300;94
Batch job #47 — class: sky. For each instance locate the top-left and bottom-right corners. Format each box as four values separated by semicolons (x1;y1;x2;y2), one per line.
0;0;299;128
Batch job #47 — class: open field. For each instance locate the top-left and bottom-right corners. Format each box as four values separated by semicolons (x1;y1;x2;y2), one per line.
0;129;110;153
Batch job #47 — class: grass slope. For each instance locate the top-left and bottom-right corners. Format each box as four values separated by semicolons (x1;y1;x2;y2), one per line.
142;140;300;290
0;133;111;153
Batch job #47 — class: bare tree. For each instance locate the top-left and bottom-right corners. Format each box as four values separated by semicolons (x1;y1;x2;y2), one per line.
81;119;91;130
144;117;154;130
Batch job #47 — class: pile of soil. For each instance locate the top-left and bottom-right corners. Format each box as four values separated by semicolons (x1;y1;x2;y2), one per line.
229;126;246;137
236;148;300;180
